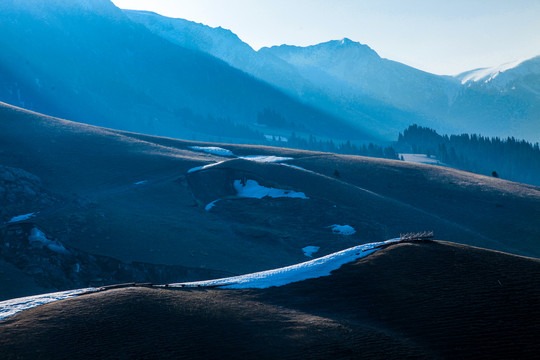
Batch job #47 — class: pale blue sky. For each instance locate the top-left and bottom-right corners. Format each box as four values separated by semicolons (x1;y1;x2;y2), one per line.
112;0;540;75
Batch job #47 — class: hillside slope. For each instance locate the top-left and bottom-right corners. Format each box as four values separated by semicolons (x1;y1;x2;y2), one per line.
1;241;539;359
1;102;539;299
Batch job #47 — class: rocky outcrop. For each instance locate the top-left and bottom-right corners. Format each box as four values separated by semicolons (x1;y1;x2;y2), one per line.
0;165;56;223
0;222;232;300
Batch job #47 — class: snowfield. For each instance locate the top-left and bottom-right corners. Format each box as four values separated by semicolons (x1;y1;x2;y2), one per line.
188;146;294;163
203;179;308;211
457;59;526;84
281;163;307;171
187;153;294;174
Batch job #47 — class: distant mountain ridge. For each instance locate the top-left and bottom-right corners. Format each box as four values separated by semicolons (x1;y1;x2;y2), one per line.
123;10;348;123
0;1;538;143
123;10;316;95
0;0;371;145
456;56;540;87
260;38;460;132
125;10;428;138
449;56;540;140
126;9;540;142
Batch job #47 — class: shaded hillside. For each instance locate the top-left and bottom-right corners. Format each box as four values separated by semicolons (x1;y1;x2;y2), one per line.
1;241;539;359
123;9;312;100
1;102;539;299
0;221;232;301
284;153;540;257
0;0;369;144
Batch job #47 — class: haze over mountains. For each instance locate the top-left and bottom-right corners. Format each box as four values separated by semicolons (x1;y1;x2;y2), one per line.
0;0;368;145
1;0;539;145
126;8;540;142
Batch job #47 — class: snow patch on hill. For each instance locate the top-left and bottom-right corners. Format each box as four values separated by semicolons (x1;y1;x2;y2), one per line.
8;212;37;223
169;238;400;289
281;163;307;171
302;246;320;257
328;225;356;235
234;179;308;199
205;200;219;211
238;155;293;163
187;150;294;174
188;161;226;174
189;146;234;157
28;228;70;255
0;288;98;321
400;154;444;166
0;238;402;319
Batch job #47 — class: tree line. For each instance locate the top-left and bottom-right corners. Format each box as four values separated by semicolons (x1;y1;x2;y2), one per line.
281;133;399;159
396;124;540;186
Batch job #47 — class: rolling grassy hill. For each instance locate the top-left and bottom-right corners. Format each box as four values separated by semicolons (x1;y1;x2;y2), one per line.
1;102;539;300
1;240;539;359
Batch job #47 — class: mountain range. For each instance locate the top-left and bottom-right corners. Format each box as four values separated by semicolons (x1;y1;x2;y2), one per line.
127;9;540;142
0;0;538;144
0;0;369;145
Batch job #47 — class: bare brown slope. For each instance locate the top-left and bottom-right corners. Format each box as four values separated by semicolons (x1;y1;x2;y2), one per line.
1;241;539;359
267;241;540;359
289;154;540;256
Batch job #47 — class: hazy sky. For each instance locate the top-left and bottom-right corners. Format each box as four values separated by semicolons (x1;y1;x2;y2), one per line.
111;0;540;75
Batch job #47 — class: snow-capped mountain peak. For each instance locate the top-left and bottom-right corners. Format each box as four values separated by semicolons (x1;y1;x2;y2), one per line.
265;38;380;60
456;56;540;85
